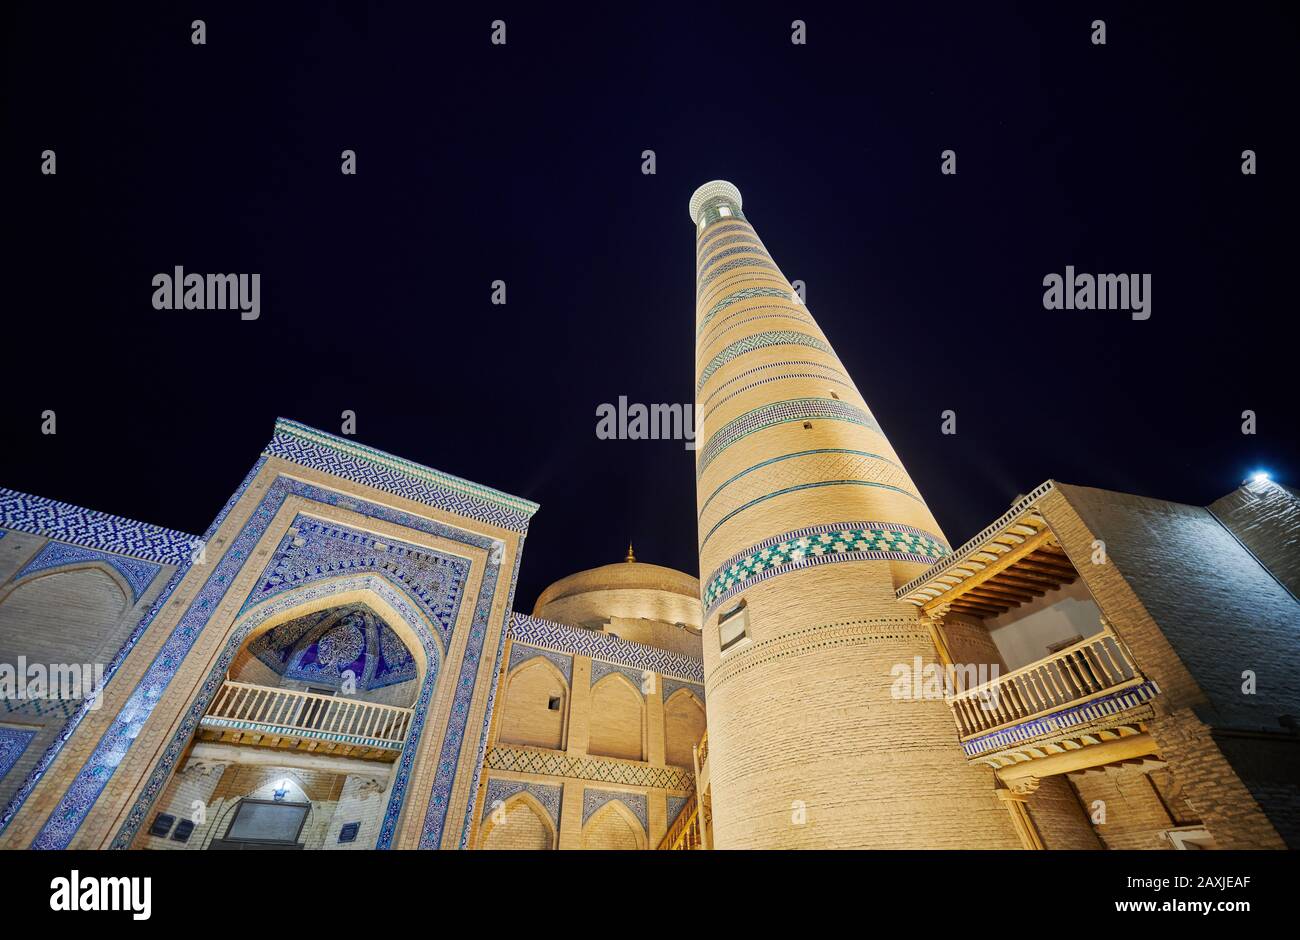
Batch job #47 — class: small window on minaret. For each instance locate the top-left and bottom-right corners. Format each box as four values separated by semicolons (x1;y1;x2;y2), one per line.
718;206;732;217
830;391;839;400
719;600;750;653
803;421;813;430
547;696;562;711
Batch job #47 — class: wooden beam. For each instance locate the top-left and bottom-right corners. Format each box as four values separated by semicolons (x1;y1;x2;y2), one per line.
995;733;1159;783
923;528;1055;614
968;584;1036;603
1016;559;1077;579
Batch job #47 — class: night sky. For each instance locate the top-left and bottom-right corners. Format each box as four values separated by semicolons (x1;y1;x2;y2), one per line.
2;3;1296;610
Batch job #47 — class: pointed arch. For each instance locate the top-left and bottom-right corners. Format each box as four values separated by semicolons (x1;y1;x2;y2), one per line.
588;672;645;761
581;798;646;850
478;791;556;850
499;656;568;750
120;571;446;851
663;687;706;769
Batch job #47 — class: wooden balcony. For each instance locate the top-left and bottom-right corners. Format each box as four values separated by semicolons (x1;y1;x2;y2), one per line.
947;626;1160;766
659;793;705;850
198;680;413;762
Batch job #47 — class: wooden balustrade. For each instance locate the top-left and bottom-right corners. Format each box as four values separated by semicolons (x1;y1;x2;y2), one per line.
204;679;413;748
658;793;703;850
946;626;1142;740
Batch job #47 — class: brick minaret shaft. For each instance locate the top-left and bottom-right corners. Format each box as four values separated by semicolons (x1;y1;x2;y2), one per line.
689;181;1021;848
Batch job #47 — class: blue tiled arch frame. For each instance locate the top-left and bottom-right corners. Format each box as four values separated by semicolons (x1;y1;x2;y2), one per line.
115;568;449;850
21;462;522;851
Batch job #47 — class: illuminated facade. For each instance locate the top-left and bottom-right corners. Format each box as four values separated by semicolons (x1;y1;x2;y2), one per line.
0;184;1295;850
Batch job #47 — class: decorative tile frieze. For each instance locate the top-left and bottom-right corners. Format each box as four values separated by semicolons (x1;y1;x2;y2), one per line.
696;398;882;479
486;745;694;790
697;331;831;393
14;541;162;603
701;522;950;615
583;787;648;829
265;418;539;533
666;794;690;827
0;489;195;565
509;613;703;683
697;244;770;275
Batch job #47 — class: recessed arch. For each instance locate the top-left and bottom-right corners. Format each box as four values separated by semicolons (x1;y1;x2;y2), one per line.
588;672;645;762
119;571;446;851
498;656;568;750
0;561;133;610
581;798;646;850
478;791;556;850
663;687;706;769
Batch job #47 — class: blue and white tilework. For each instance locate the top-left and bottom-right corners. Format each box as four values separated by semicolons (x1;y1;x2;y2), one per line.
14;542;161;603
0;727;37;781
661;677;704;706
508;643;573;686
480;778;562;831
590;658;650;691
0;489;195;565
582;788;648;830
509;614;703;683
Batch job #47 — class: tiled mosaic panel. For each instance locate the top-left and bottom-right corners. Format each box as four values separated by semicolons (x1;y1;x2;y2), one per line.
481;778;563;829
509;614;704;683
696;398;882;478
590;658;650;690
661;677;704;705
702;522;950;614
666;794;690;828
583;787;648;829
0;727;37;781
0;489;194;565
15;541;162;603
508;643;574;685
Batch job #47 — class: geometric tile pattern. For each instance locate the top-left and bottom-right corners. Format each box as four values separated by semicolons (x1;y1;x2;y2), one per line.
0;727;37;781
696;234;766;267
697;330;831;392
481;778;563;830
14;541;162;603
960;680;1162;758
0;489;195;565
485;745;694;790
509;614;704;683
696;398;882;479
583;787;648;829
701;521;951;615
508;642;573;686
265;418;539;533
248;604;419;692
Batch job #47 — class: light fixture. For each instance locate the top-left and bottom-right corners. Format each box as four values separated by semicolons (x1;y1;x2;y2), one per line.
1252;471;1271;483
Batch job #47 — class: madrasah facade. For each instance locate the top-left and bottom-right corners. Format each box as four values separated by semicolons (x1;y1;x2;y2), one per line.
0;181;1296;851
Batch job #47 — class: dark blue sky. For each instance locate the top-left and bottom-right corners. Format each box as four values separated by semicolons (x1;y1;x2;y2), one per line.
3;2;1296;609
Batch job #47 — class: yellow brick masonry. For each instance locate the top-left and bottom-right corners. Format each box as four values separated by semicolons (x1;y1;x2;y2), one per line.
689;183;1020;849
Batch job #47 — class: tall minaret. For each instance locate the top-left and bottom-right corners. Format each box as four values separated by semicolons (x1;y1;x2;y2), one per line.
689;181;1020;848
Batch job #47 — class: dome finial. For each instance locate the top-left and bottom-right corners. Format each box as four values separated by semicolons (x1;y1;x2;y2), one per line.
625;541;636;564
